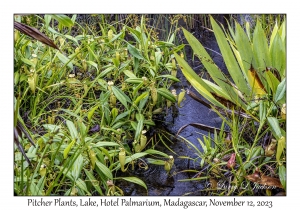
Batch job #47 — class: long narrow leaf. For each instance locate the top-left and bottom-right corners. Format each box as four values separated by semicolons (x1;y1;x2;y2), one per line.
117;177;147;190
270;33;286;76
253;21;271;70
210;17;249;95
96;161;113;180
175;53;225;108
14;21;60;51
112;86;129;110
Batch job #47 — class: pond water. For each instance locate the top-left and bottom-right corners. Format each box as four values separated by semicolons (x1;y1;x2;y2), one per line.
116;31;227;196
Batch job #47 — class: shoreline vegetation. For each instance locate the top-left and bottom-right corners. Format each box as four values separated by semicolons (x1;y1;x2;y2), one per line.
14;14;286;196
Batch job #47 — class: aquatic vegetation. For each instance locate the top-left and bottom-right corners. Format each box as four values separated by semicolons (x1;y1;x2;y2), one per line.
14;14;181;195
175;15;286;195
14;14;286;196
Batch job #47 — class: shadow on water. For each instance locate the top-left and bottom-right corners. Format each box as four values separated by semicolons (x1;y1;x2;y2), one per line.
116;27;228;196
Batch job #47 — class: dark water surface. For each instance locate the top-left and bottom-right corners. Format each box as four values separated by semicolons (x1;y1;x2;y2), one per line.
117;32;227;196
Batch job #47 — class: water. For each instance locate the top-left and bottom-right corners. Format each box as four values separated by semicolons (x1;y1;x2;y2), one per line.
116;32;227;196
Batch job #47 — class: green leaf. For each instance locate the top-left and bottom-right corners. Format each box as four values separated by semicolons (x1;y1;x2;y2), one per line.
134;114;144;141
112;110;129;125
127;44;144;60
146;158;165;165
109;31;124;43
253;21;271;69
156;75;180;82
64;35;79;46
278;19;286;44
87;106;99;122
44;15;52;29
84;169;103;195
123;70;137;78
270;22;278;49
96;160;113;180
71;154;84;180
259;101;267;122
155;51;162;66
99;66;114;78
57;52;73;69
86;61;99;72
174;53;225;108
113;152;148;171
157;88;176;103
181;28;221;92
267;117;283;139
42;124;61;133
76;178;91;195
274;78;286;103
139;95;149;110
265;70;280;96
21;57;35;67
36;175;46;193
63;139;75;159
233;21;253;75
112;121;126;129
92;142;120;148
279;165;286;190
66;120;78;140
270;33;285;75
276;136;286;165
125;78;143;84
144;149;169;158
134;91;149;105
112;86;129;110
30;176;45;195
51;15;74;28
210;16;249;95
117;177;147;190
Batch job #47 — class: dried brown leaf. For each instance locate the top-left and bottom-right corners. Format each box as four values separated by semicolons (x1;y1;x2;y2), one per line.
14;21;60;51
245;170;283;189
